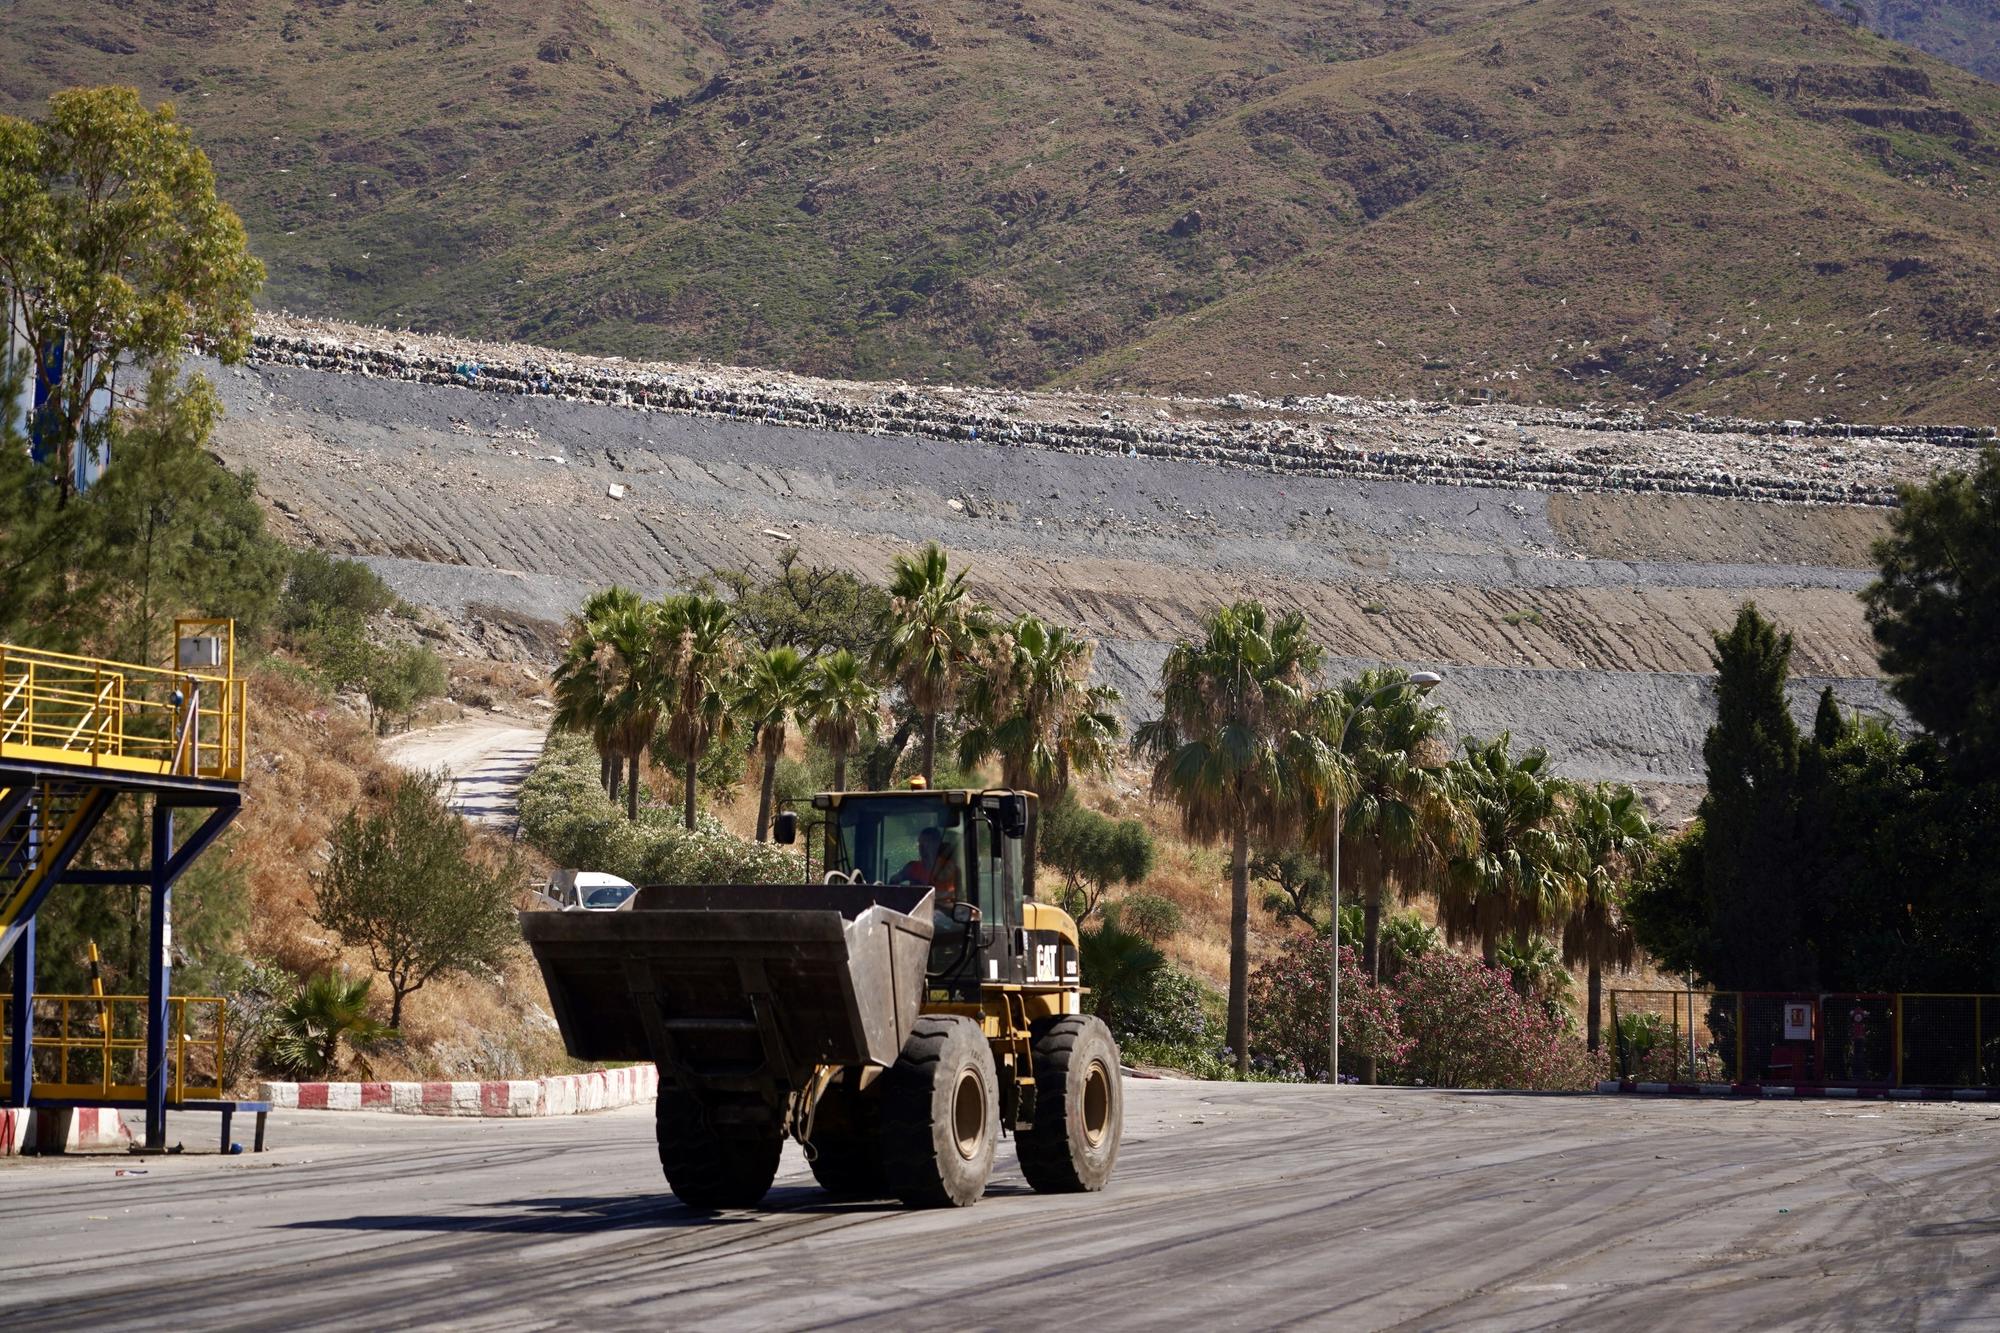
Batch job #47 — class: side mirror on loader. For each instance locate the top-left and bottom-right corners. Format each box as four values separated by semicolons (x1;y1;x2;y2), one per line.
773;810;798;844
997;794;1028;839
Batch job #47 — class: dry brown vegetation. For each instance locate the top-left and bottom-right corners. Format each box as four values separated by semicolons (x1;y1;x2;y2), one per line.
211;661;571;1080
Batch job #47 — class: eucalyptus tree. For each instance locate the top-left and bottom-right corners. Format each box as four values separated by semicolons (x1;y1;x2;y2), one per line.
1133;600;1330;1077
0;87;262;506
804;649;878;793
877;542;988;783
959;612;1121;801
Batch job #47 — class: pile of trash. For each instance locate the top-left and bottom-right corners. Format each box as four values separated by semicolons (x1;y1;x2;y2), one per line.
244;314;1992;508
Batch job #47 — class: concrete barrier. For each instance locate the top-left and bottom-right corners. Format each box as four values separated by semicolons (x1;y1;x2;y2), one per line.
258;1065;657;1118
0;1106;136;1155
1597;1078;1995;1101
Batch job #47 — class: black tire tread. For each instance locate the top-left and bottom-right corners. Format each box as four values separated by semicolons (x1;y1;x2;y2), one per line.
808;1079;888;1198
1019;1014;1122;1194
879;1015;997;1208
656;1088;782;1211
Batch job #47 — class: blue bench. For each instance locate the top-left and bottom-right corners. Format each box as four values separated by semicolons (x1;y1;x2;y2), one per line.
27;1097;270;1153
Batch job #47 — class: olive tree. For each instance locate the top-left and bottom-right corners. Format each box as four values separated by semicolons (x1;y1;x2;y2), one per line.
314;771;524;1027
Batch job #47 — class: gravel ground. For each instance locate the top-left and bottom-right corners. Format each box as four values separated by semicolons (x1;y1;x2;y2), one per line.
381;717;547;829
210;355;1911;788
4;1083;1996;1330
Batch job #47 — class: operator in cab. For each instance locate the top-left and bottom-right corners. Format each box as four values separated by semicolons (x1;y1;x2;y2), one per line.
895;825;968;970
894;826;962;909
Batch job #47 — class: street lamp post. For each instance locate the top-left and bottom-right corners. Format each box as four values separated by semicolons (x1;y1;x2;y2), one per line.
1331;670;1444;1086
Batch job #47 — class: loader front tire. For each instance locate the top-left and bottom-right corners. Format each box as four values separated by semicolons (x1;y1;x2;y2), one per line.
880;1016;999;1208
808;1078;888;1199
656;1088;781;1211
1019;1015;1122;1193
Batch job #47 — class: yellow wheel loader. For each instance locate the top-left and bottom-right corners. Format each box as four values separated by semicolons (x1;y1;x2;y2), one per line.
521;785;1122;1210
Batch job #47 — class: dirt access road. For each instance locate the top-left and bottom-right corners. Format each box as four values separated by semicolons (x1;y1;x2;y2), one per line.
381;716;545;829
3;1083;1994;1330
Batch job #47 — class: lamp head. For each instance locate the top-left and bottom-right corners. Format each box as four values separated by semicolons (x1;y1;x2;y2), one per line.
1408;670;1445;694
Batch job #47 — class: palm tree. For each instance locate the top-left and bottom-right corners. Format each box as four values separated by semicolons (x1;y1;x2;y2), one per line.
1077;908;1165;1039
599;600;666;822
658;592;740;830
1445;734;1585;966
877;542;987;783
737;645;814;840
1133;600;1330;1077
269;972;395;1077
551;586;645;800
1311;668;1473;986
552;589;660;820
1564;781;1655;1051
805;649;877;792
958;612;1122;800
1498;932;1574;1019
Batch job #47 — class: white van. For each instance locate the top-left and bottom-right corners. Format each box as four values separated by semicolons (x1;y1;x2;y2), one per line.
545;869;639;912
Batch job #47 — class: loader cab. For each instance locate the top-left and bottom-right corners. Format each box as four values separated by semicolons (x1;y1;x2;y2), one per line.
805;788;1035;1000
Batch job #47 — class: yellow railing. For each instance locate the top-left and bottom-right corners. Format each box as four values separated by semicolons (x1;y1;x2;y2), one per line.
1610;989;2000;1087
0;993;226;1103
0;619;246;782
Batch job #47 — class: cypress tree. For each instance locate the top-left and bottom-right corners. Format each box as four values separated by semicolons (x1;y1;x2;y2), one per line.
1697;603;1813;989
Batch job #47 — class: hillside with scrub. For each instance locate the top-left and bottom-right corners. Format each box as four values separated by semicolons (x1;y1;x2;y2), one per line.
3;0;1999;419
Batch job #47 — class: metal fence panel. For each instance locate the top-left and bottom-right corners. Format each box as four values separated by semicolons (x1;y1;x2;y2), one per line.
1610;990;1734;1082
1822;994;1895;1085
1901;995;1982;1088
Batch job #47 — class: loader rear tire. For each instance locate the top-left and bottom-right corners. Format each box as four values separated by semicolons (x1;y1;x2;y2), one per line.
880;1016;999;1208
656;1088;782;1211
808;1078;888;1199
1019;1015;1122;1193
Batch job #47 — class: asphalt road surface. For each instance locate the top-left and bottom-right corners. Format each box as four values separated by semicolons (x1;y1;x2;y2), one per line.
3;1083;1997;1330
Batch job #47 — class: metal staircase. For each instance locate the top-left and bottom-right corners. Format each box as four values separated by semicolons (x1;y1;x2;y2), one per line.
0;779;111;959
2;621;248;1147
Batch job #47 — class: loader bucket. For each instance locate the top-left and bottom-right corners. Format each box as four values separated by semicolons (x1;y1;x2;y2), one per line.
520;883;936;1093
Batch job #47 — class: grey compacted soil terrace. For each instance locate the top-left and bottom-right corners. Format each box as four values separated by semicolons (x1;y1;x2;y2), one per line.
212;339;1914;795
3;1082;1997;1330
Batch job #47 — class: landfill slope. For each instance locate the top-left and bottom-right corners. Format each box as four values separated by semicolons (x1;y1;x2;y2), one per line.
210;337;1920;793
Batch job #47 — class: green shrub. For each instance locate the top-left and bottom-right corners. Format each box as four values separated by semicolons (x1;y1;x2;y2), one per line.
1078;909;1163;1036
772;750;835;813
268;971;395;1077
1118;964;1214;1049
364;642;448;734
520;734;795;885
281;550;397;632
1042;798;1156;922
1119;892;1183;943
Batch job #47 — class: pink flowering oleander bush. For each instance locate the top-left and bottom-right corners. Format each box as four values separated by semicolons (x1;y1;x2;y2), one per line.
1248;934;1408;1082
1387;949;1606;1090
1250;934;1607;1089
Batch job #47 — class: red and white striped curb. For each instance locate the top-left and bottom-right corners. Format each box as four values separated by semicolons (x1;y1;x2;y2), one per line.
259;1065;657;1118
1596;1078;1994;1101
0;1106;136;1155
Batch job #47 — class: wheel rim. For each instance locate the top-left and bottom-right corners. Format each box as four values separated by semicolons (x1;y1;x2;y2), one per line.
952;1068;986;1160
1082;1060;1112;1149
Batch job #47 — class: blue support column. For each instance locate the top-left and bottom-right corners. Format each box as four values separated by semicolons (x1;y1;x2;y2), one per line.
6;916;31;1108
145;801;173;1150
